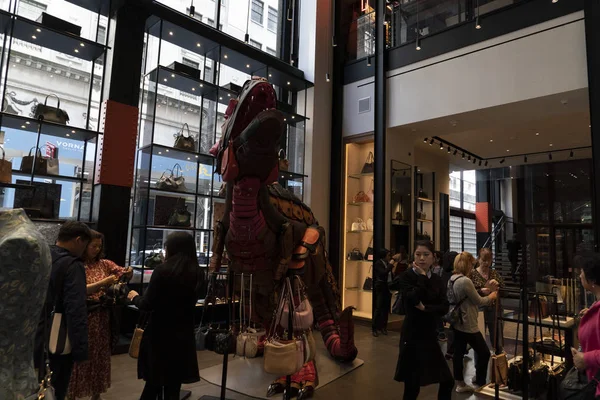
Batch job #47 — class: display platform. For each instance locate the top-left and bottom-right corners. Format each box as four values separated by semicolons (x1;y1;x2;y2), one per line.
199;339;364;399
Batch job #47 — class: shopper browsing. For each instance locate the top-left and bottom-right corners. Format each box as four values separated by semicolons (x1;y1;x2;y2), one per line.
372;248;396;336
448;251;497;393
35;221;92;400
394;241;454;400
571;253;600;398
68;230;133;400
127;232;204;400
469;248;504;352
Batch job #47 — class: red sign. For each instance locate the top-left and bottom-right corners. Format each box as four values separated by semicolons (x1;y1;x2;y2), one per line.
45;142;57;158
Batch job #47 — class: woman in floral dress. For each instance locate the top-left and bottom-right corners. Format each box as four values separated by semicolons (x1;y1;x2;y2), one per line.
68;230;132;400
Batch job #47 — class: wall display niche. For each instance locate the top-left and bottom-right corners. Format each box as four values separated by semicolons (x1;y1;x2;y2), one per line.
391;159;411;256
414;167;436;245
0;0;109;225
128;16;312;294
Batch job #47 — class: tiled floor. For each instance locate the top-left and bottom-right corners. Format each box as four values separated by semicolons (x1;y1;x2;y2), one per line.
104;324;486;400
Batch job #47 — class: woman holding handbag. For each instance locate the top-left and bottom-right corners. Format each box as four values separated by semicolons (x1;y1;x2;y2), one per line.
127;233;205;400
394;241;454;399
567;253;600;399
67;230;133;400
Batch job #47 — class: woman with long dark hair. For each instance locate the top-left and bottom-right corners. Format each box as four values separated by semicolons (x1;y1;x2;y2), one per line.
127;233;204;400
394;241;454;399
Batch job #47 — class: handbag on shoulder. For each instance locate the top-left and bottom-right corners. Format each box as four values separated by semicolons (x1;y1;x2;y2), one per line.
361;151;374;174
0;147;11;184
34;94;70;125
173;123;196;151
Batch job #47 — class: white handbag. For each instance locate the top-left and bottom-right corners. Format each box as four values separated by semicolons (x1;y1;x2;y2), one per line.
351;218;367;232
49;311;71;355
235;274;264;358
367;217;374;231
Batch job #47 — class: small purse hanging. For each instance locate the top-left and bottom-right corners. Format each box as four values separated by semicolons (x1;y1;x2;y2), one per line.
0;147;12;184
34;94;70;125
20;147;48;175
173;123;196;151
236;274;265;358
129;312;149;359
364;236;374;261
361;151;374;174
363;265;373;291
279;276;314;332
278;149;289;171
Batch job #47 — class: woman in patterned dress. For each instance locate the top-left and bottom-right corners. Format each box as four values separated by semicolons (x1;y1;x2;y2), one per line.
68;230;132;400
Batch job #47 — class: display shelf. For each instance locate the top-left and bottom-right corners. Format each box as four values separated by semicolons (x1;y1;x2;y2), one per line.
29;218;96;224
417;219;434;223
139;143;214;164
0;182;34;190
133;225;212;232
349;172;374;179
146;19;220;61
147;65;218;99
279;170;307;179
353;310;372;320
0;113;101;141
347;230;373;233
348;202;370;206
142;187;199;197
66;0;112;16
345;287;372;293
12;170;88;183
13;16;107;61
346;260;373;264
417;197;434;203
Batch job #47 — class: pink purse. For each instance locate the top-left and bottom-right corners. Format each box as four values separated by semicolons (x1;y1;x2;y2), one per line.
279;276;314;331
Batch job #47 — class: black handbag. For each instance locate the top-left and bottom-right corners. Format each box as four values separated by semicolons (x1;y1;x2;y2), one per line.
559;367;600;400
21;147;48;175
214;331;235;355
173;123;196;151
364;237;374;261
145;249;163;270
168;204;192;227
349;248;364;261
361;151;374;174
34;94;70;124
100;282;130;307
363;266;373;291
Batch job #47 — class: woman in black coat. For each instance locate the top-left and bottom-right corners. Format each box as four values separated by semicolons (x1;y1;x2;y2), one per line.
128;233;204;400
394;241;454;400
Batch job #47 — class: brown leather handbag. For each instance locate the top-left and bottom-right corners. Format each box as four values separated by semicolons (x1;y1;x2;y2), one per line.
529;295;549;319
491;299;508;385
173;123;196;151
0;147;12;184
278;149;289;171
129;326;144;359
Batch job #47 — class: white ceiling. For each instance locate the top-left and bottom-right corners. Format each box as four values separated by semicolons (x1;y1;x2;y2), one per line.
390;89;592;170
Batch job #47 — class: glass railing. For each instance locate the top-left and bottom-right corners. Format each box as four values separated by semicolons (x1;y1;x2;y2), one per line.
346;0;529;63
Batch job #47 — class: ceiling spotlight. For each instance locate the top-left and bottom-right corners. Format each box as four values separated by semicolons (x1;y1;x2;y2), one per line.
552;0;558;3
473;158;477;164
429;138;434;145
549;153;553;160
367;56;372;67
453;149;458;156
326;73;331;82
536;132;540;136
570;150;574;158
169;31;174;36
485;161;488;167
447;147;451;153
423;137;428;143
549;143;553;147
500;158;505;164
524;155;528;163
479;160;482;167
468;155;471;161
416;36;421;51
439;143;444;150
490;139;493;143
475;16;481;29
462;153;465;159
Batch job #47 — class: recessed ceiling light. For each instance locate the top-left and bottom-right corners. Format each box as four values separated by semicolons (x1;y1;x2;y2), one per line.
291;116;295;119
169;31;174;35
166;149;169;152
224;54;228;59
246;64;250;68
197;43;201;47
506;149;510;152
536;132;540;136
25;121;30;125
171;74;175;78
195;155;199;158
21;125;26;129
490;139;493;142
192;88;196;91
268;74;272;77
31;35;37;39
80;43;85;47
164;78;167;82
187;157;191;160
219;97;223;100
284;118;287;122
36;28;41;32
287;81;291;85
66;133;70;137
549;143;553;147
200;84;203;87
71;130;76;134
158;151;162;155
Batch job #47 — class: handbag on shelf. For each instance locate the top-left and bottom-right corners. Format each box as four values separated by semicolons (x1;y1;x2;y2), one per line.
365;237;374;261
168;203;192;227
279;276;314;332
0;147;11;184
418;189;428;199
491;299;508;386
278;149;289;171
368;179;374;202
156;164;186;192
173;123;196;151
351;218;367;232
349;248;364;261
236;274;265;358
353;191;370;203
361;151;374;174
529;295;550;319
21;147;48;175
363;266;373;291
34;94;70;125
145;245;164;269
264;278;305;376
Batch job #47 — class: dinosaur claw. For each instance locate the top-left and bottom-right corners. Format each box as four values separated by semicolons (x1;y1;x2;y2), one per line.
283;387;299;399
266;383;284;397
297;386;315;400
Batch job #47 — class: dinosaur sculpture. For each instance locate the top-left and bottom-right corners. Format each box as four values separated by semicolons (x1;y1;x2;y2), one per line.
209;77;358;399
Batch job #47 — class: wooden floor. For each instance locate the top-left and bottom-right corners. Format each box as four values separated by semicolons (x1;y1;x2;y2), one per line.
102;324;483;400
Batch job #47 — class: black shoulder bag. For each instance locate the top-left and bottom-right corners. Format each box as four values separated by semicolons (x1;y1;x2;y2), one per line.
443;276;467;326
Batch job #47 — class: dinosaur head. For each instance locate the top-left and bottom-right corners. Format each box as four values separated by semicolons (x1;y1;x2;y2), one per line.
211;77;283;184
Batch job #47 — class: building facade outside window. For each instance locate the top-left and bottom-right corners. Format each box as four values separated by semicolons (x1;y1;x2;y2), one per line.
249;39;262;50
267;6;278;32
449;170;477;254
251;0;264;25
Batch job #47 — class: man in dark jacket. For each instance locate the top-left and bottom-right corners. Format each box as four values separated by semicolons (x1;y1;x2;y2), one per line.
35;221;91;400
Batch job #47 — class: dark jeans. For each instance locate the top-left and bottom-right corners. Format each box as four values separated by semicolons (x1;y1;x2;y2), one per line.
403;378;454;400
453;329;490;386
373;283;391;332
48;353;74;400
140;382;182;400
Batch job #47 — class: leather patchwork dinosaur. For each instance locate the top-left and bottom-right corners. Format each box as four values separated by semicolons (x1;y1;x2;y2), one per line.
209;77;358;399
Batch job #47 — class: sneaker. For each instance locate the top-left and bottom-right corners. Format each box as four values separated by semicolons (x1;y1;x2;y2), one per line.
438;332;448;342
455;385;475;393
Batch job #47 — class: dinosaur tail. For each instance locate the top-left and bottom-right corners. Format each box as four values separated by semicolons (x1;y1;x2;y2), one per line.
310;278;358;362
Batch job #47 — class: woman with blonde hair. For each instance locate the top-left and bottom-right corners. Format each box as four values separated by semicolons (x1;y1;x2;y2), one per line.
448;251;497;392
469;248;504;352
